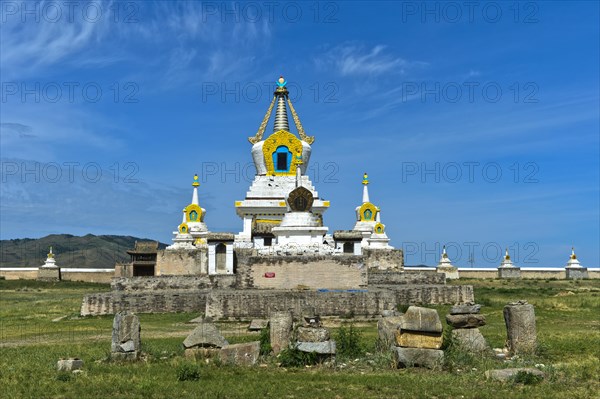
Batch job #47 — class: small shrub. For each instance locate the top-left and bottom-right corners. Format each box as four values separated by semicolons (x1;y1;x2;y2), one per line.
441;325;454;351
512;370;543;385
176;363;200;381
278;348;318;367
55;372;71;382
259;327;272;356
336;323;363;358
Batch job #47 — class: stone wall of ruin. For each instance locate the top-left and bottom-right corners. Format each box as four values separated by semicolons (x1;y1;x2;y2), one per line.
80;284;474;317
205;285;474;319
110;275;235;291
368;270;445;285
363;248;404;269
80;290;209;316
235;253;368;289
155;248;207;275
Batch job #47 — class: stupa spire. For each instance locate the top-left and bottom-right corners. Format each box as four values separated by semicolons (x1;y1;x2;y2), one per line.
362;173;370;203
273;76;290;132
192;174;199;205
247;76;315;144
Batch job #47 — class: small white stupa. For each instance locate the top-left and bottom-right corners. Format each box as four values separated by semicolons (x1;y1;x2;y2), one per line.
499;248;516;268
436;245;458;279
354;173;393;249
38;246;61;281
41;246;58;268
565;247;582;268
498;247;520;278
565;247;588;279
167;174;208;250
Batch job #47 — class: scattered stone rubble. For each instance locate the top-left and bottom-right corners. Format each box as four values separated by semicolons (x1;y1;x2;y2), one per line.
379;306;444;369
248;319;268;331
446;302;490;353
503;300;537;356
293;314;336;358
183;319;260;366
485;367;545;382
57;358;84;372
183;319;229;349
111;311;141;361
269;311;294;355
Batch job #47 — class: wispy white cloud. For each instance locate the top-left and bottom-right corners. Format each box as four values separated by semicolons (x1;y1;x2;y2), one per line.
315;43;427;77
0;1;114;79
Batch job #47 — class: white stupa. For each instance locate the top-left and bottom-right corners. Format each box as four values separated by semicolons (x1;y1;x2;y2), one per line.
167;174;208;250
41;246;58;269
565;247;588;279
436;245;458;279
353;173;393;249
498;247;520;278
235;76;329;245
38;246;61;281
565;247;582;268
499;248;516;268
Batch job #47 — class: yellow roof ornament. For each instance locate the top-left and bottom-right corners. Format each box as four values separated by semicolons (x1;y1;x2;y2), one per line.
362;172;369;185
192;174;200;187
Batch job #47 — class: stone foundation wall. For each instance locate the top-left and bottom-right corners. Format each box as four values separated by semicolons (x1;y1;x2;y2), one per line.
80;290;209;316
156;248;207;275
235;254;367;289
110;275;235;291
80;284;474;318
62;270;114;283
205;285;474;319
368;270;445;285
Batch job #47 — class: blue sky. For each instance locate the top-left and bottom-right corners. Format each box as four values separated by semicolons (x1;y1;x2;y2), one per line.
1;1;598;267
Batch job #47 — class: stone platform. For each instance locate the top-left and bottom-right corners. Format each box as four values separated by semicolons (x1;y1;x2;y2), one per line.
81;284;473;318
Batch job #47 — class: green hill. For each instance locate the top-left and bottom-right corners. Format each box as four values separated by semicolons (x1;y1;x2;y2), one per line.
0;234;167;269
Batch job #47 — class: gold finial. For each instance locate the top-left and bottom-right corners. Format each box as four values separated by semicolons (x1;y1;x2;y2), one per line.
442;245;448;258
571;247;577;260
505;248;510;260
48;246;54;258
192;174;200;187
362;172;369;185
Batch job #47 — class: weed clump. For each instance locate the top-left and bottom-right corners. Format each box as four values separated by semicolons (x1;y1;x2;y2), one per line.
176;363;200;381
278;348;318;367
512;370;543;385
55;372;71;382
336;323;363;358
259;327;272;356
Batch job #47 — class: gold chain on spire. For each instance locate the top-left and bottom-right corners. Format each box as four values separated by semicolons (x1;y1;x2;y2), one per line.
286;96;314;144
248;95;277;144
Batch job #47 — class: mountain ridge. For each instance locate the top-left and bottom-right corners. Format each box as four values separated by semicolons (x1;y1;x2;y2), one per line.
0;234;167;269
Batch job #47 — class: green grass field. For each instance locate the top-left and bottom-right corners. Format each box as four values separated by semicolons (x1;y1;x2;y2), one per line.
1;278;599;398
